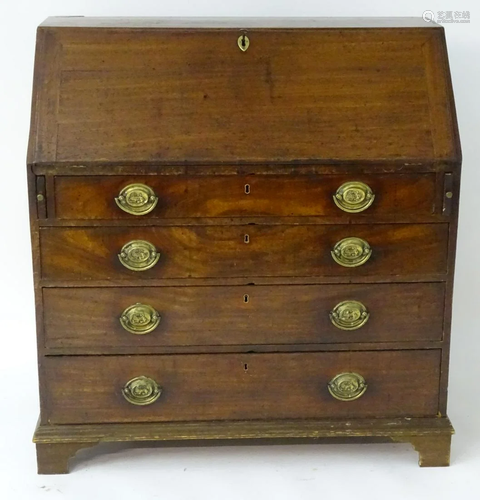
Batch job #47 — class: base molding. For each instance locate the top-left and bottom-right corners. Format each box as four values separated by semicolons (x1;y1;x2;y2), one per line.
33;417;454;474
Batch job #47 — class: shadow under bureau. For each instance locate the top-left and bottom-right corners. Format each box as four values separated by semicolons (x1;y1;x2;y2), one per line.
27;16;461;473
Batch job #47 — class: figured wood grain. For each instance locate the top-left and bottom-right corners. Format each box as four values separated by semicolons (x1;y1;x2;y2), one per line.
39;224;449;280
53;174;437;219
28;26;460;164
43;283;445;349
43;350;441;424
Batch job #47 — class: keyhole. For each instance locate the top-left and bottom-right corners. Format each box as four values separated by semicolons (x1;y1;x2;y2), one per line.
238;34;250;52
244;363;248;372
243;294;250;303
244;184;250;195
244;234;250;244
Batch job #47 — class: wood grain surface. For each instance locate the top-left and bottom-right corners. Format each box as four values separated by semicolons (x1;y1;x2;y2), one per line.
43;283;445;349
53;174;436;219
43;350;441;424
27;17;462;471
40;224;449;280
28;27;459;164
33;416;455;472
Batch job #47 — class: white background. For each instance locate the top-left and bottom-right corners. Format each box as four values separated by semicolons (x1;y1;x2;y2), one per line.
0;1;479;499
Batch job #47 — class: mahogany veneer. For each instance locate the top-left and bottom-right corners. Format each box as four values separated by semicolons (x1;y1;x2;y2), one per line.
28;16;461;473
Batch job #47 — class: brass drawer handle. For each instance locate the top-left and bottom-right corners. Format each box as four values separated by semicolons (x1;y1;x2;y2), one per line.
334;181;375;213
120;303;161;335
122;376;162;406
115;183;158;216
118;240;160;271
331;237;372;267
328;372;367;401
330;300;370;330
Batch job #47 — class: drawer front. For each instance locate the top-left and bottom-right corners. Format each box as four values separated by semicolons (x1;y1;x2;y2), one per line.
43;283;445;349
40;224;448;280
44;351;441;424
54;174;436;219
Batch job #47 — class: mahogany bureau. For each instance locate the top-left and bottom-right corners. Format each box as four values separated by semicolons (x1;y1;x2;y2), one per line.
28;17;461;473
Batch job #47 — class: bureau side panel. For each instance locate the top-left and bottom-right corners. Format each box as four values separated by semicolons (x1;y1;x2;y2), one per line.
27;167;50;423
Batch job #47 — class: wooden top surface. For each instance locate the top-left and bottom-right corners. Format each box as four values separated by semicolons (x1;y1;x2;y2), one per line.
28;19;459;166
40;17;441;29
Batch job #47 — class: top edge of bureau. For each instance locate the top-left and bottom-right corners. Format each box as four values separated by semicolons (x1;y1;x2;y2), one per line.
29;161;461;173
39;17;443;30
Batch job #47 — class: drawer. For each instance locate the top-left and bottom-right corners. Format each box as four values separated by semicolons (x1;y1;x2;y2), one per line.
53;174;436;219
43;350;441;424
40;224;448;280
43;283;445;349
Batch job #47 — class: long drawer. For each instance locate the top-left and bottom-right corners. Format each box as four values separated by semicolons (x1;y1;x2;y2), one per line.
53;174;436;219
43;350;441;424
43;283;445;349
40;224;448;280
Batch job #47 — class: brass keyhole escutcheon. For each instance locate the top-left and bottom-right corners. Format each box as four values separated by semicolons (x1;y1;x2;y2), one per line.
238;34;250;52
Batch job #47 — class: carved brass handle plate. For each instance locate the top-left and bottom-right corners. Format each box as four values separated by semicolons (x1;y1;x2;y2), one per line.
328;372;367;401
120;303;161;335
334;181;375;213
331;237;372;267
122;376;162;406
330;300;370;330
115;183;158;216
118;240;160;271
